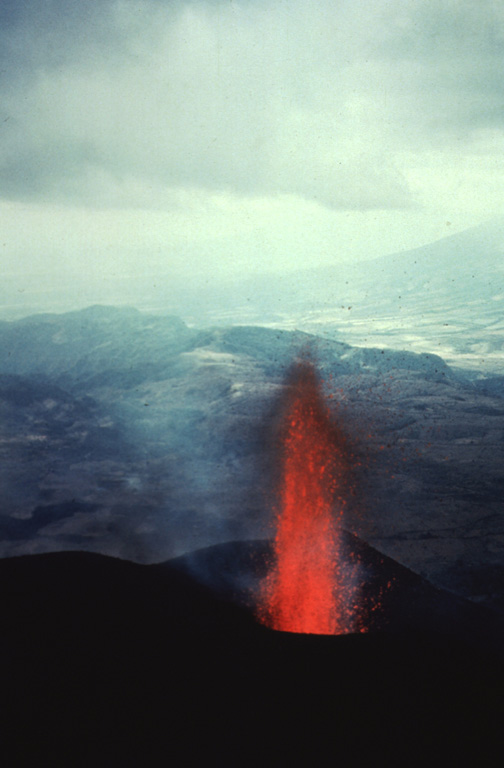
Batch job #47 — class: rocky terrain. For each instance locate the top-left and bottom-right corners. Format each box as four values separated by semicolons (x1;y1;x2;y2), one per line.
0;305;503;614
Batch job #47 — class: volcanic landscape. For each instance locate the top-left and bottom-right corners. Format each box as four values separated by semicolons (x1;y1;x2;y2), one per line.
1;301;503;763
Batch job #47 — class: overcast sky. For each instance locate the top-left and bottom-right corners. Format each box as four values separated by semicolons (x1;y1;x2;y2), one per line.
2;0;504;312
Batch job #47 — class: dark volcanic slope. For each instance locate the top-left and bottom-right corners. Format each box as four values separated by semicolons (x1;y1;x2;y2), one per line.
1;542;503;766
169;534;504;650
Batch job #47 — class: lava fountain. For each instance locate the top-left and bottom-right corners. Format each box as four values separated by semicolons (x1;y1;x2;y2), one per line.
257;358;359;635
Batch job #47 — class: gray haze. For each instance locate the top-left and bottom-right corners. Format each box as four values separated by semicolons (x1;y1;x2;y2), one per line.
2;1;504;317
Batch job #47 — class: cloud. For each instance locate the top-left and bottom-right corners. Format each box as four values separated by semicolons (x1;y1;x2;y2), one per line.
0;0;419;210
2;0;504;301
376;0;504;139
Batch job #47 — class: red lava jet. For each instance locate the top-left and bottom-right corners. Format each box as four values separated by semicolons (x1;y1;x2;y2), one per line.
257;358;359;635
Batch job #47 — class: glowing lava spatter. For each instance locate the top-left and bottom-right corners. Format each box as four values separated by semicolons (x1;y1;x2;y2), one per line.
257;359;358;635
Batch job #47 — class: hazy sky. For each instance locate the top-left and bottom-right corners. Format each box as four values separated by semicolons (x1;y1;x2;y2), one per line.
2;0;504;310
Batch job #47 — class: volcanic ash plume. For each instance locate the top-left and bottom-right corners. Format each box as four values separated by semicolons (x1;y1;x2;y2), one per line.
256;359;360;635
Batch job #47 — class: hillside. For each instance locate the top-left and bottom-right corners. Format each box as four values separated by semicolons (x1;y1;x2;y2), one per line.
0;306;503;614
2;542;502;765
173;220;504;372
2;222;503;374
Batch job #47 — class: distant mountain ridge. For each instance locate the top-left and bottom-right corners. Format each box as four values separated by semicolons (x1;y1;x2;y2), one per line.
0;304;455;383
0;305;193;379
168;220;504;371
1;221;503;374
